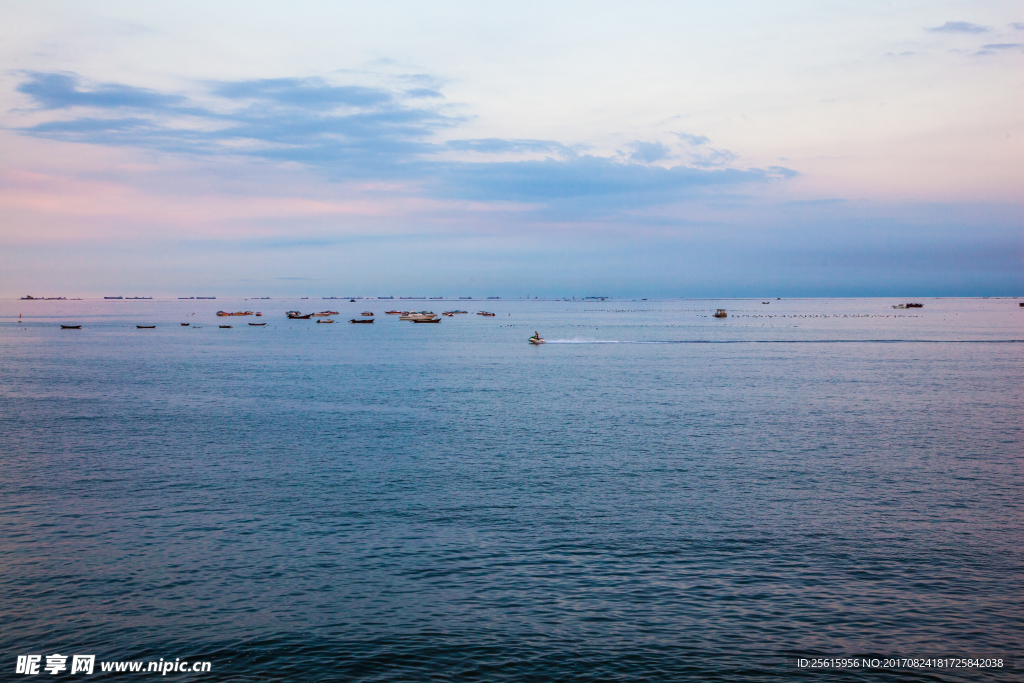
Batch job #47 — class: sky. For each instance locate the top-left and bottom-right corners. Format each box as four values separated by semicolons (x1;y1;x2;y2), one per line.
1;0;1021;298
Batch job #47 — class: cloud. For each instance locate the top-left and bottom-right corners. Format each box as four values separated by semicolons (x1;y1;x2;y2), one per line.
690;148;739;168
16;71;188;111
926;21;989;33
433;156;794;202
445;138;571;154
980;43;1023;50
674;132;709;146
1010;23;1024;31
626;140;671;163
11;70;793;210
211;78;392;109
405;88;444;99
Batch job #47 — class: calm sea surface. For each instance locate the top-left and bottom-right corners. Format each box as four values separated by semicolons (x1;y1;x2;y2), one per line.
1;298;1021;682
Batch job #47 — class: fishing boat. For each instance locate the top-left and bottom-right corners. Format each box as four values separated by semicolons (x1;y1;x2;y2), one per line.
313;310;338;317
316;319;335;324
892;304;906;309
412;317;441;323
477;311;496;316
287;311;312;319
385;310;402;314
255;312;262;316
60;325;82;329
137;325;156;329
400;311;438;321
249;322;266;326
442;312;454;316
713;309;727;318
180;322;190;326
361;311;374;317
528;332;545;344
349;318;374;324
219;325;232;328
905;303;923;308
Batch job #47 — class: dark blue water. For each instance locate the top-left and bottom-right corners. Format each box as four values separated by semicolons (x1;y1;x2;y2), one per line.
2;298;1021;681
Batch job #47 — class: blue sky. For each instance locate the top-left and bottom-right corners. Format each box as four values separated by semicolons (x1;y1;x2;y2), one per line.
1;1;1021;297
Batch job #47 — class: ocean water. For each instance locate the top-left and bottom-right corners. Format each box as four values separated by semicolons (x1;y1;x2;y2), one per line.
1;297;1021;682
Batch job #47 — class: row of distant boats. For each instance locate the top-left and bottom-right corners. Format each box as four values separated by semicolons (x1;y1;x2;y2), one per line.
281;309;498;323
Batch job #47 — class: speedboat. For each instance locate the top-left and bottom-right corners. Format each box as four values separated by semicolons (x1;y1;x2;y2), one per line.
477;311;496;316
316;318;335;324
361;311;374;317
713;309;727;318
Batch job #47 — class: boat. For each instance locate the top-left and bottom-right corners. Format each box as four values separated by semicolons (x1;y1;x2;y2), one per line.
442;312;454;316
762;301;770;304
528;332;545;344
219;325;232;328
255;312;262;317
312;310;338;317
905;303;923;308
60;325;82;329
713;309;727;318
892;304;906;309
477;311;495;316
361;312;374;317
286;311;312;319
136;325;156;329
385;310;402;314
316;319;335;324
350;299;356;303
400;311;438;321
349;318;374;324
180;322;190;326
412;317;441;323
249;322;266;326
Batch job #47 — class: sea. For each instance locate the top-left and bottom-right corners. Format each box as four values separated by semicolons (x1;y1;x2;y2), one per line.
1;297;1021;682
